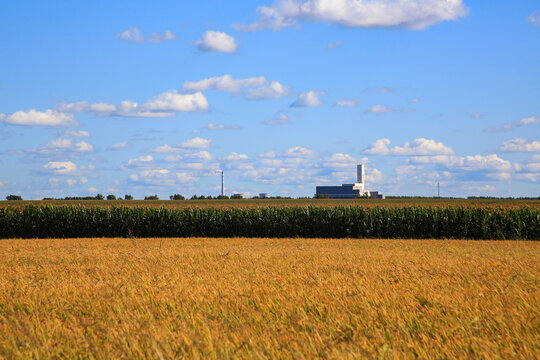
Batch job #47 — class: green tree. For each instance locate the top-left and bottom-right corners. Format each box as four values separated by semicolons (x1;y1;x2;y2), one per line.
6;195;23;201
106;194;116;200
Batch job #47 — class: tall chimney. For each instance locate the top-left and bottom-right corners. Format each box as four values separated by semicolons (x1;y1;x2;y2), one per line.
357;164;364;185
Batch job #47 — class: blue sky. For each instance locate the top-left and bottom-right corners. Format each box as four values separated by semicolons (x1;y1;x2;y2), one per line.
0;0;539;199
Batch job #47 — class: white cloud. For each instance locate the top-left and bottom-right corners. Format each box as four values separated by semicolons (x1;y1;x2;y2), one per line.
224;152;249;161
366;168;384;183
151;144;179;153
395;165;420;175
410;98;420;103
116;27;176;43
291;90;325;107
245;81;290;99
63;130;90;137
88;187;98;192
144;91;209;112
515;173;540;182
263;114;289;126
322;153;357;168
485;116;539;133
363;139;391;155
235;0;468;31
74;141;93;152
1;110;75;127
33;138;94;155
186;151;213;162
181;137;211;149
527;11;540;26
80;177;88;184
391;138;454;156
365;104;394;114
499;138;540;153
66;179;77;186
176;172;198;183
460;154;511;172
127;155;153;166
43;161;77;175
194;31;238;53
182;74;291;100
58;91;208;118
285;146;314;158
59;101;117;113
363;138;454;156
335;98;361;107
107;142;129;151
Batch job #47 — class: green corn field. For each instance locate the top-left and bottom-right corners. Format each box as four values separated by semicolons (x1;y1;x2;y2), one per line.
0;205;538;239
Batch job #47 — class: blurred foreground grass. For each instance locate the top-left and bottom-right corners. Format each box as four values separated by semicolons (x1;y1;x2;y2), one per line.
0;238;538;359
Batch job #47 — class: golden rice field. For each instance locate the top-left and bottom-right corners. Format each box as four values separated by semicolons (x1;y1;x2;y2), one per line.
0;238;538;359
2;198;539;209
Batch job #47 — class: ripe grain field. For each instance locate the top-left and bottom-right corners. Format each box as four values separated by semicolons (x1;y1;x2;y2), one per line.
2;198;539;209
0;238;538;359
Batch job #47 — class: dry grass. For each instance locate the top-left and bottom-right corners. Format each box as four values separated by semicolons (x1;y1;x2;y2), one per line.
2;198;539;209
0;238;538;359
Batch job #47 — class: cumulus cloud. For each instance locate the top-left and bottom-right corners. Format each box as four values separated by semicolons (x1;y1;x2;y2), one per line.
235;0;468;31
181;137;211;149
263;114;289;126
527;11;540;26
499;138;540;153
365;104;394;114
363;138;455;156
291;90;325;107
322;153;357;168
284;146;315;159
127;155;153;166
334;98;361;107
224;152;249;161
193;31;238;53
410;98;420;103
0;110;75;127
116;27;176;43
58;91;209;118
485;116;539;133
43;161;77;175
182;74;291;100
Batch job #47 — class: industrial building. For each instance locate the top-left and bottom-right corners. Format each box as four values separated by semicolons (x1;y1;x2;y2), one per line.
316;164;385;199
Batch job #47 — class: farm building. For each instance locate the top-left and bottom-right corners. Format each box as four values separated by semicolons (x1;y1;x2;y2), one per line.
316;164;385;199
